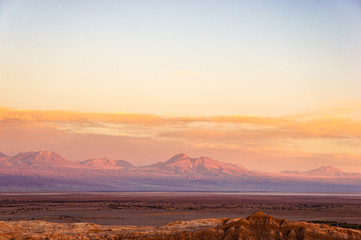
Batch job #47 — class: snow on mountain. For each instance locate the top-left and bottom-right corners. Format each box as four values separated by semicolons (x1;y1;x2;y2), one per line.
282;165;361;178
79;157;134;169
143;153;248;176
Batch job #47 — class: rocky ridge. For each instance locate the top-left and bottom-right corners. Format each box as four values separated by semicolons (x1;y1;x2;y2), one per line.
0;212;360;240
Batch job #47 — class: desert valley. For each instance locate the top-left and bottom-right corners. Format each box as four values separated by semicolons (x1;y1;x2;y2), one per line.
0;192;361;239
0;151;361;239
1;0;361;239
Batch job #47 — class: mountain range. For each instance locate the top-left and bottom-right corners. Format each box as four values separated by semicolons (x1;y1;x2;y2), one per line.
0;151;360;192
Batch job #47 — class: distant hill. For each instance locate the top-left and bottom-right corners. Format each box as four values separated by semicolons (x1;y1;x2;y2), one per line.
143;153;248;176
0;152;9;161
282;165;361;178
80;157;134;169
2;151;73;167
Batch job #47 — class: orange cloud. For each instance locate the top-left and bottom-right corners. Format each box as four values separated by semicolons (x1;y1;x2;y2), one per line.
1;107;361;163
0;107;294;126
1;107;361;140
1;107;361;172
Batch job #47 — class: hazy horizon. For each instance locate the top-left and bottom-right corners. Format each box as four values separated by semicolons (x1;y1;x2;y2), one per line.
1;149;358;174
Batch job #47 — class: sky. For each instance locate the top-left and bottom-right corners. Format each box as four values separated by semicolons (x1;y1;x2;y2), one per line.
0;0;361;172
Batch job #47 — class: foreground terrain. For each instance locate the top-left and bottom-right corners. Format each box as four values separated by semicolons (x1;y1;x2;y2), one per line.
0;211;360;239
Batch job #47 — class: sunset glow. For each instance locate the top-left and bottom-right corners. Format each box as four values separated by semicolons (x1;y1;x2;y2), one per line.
1;106;360;172
1;0;361;173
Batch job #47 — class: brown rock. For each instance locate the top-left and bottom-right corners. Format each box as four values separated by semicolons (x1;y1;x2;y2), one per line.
0;212;360;240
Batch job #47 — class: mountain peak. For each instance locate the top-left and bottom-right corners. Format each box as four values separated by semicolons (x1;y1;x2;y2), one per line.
283;165;361;178
175;153;190;158
0;152;8;158
80;158;134;169
35;151;61;157
7;151;70;167
166;153;191;163
306;165;344;176
147;154;247;176
318;165;337;169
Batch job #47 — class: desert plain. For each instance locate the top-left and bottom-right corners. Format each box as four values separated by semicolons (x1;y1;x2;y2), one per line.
1;192;360;226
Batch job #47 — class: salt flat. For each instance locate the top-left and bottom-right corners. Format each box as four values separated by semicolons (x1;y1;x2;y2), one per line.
0;192;360;226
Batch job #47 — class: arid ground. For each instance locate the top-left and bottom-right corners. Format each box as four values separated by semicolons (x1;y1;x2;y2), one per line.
0;192;360;226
